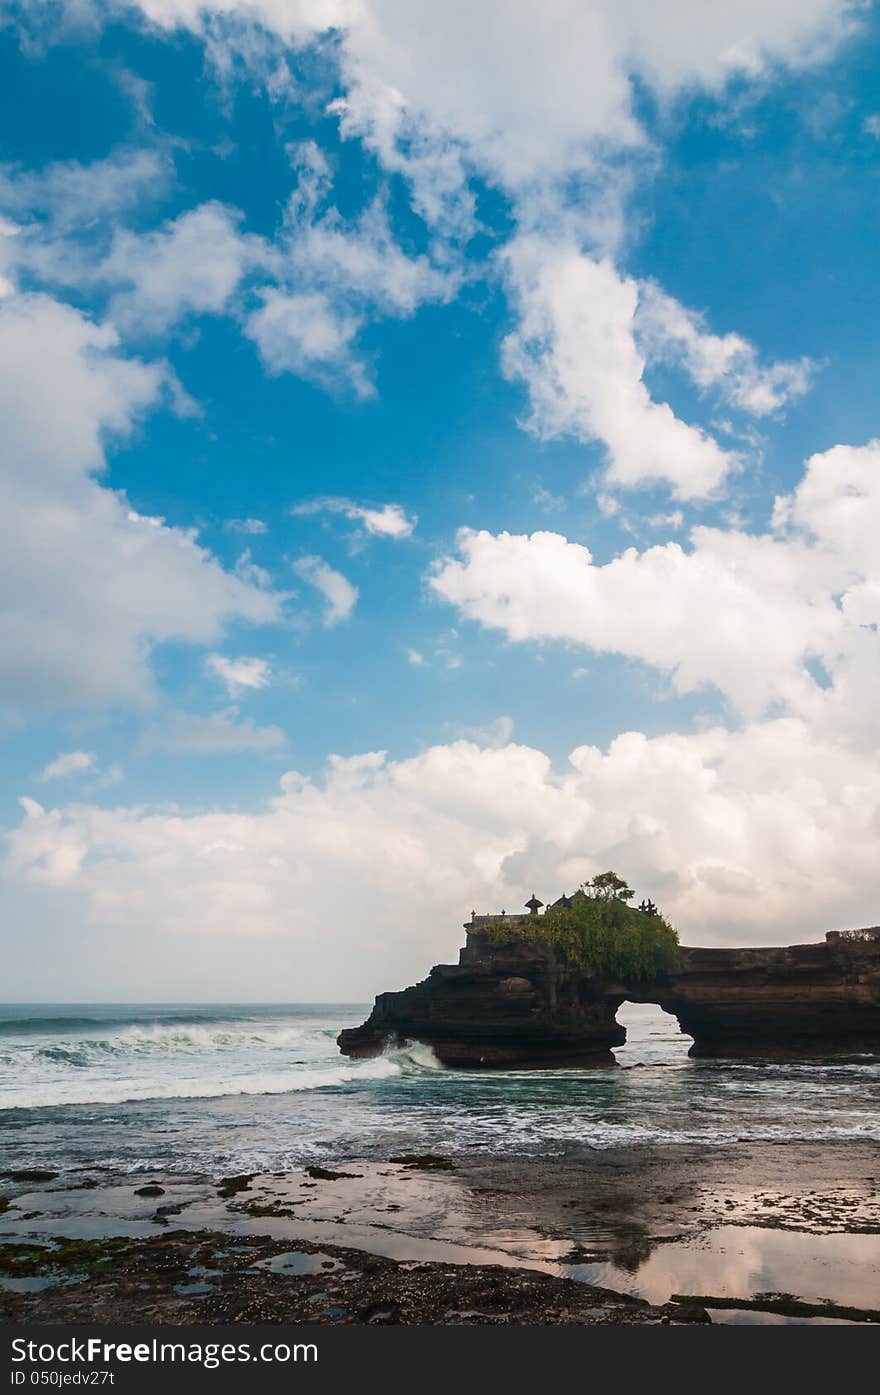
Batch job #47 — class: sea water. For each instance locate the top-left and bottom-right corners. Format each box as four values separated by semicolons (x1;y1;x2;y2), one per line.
1;1001;878;1174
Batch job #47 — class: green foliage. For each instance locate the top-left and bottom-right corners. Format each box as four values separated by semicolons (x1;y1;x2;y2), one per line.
588;870;635;901
484;918;514;948
485;878;680;982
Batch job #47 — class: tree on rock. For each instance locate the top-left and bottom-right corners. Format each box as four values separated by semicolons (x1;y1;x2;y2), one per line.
490;873;680;981
589;870;635;902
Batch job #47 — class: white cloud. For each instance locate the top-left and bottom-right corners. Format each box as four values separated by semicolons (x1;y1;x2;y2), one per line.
6;7;829;441
3;139;449;398
452;714;515;748
7;717;880;996
233;549;272;588
37;751;96;782
293;555;359;625
292;495;416;538
0;290;282;714
2;0;873;997
144;708;287;751
636;282;816;417
36;750;123;788
317;0;854;212
133;0;346;44
244;150;456;394
156;2;838;454
283;187;455;317
431;439;880;725
207;653;271;695
532;484;565;512
4;3;841;437
100;201;264;335
0;147;171;234
245;287;370;395
501;241;736;498
225;517;267;534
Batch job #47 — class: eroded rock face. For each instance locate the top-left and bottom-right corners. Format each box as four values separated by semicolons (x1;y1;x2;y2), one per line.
654;933;880;1058
337;922;880;1068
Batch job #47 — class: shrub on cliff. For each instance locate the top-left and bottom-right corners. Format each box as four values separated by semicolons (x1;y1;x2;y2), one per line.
488;880;680;981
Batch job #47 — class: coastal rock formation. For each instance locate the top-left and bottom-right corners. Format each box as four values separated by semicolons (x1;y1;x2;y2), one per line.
338;919;880;1067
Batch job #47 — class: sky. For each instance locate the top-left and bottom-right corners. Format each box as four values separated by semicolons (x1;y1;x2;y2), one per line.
2;0;880;1000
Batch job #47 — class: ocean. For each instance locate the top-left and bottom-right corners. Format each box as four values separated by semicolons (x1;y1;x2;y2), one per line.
1;1001;878;1175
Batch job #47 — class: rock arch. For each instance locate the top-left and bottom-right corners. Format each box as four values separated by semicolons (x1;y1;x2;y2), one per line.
338;923;880;1067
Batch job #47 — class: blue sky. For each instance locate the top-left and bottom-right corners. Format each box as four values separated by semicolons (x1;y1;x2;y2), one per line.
2;0;880;999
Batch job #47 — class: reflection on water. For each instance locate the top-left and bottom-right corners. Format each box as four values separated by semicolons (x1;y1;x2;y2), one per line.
5;1164;878;1322
253;1251;346;1276
567;1225;880;1311
708;1309;857;1325
0;1275;57;1293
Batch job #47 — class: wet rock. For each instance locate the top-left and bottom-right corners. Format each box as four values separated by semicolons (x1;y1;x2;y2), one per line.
305;1166;363;1181
216;1174;255;1198
1;1170;59;1183
0;1230;711;1327
390;1155;456;1171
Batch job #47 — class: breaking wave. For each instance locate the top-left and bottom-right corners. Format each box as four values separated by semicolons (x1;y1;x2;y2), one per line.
0;1007;445;1110
30;1023;312;1060
2;1003;877;1173
0;1054;403;1110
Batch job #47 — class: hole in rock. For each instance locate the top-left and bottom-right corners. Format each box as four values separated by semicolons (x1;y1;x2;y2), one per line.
612;1001;693;1066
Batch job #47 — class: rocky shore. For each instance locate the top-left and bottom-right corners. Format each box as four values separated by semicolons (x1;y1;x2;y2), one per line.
2;1142;878;1325
0;1230;709;1326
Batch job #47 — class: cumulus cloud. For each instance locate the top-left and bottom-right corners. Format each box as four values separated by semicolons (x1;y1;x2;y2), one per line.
291;495;416;538
5;7;829;439
7;719;880;995
0;290;282;714
143;2;837;461
37;751;96;782
207;653;271;695
316;0;854;216
245;287;370;395
501;241;736;498
100;201;265;335
431;440;880;730
1;0;871;997
293;555;358;625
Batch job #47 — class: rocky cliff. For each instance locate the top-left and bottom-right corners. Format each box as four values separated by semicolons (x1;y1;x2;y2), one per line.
337;920;880;1067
